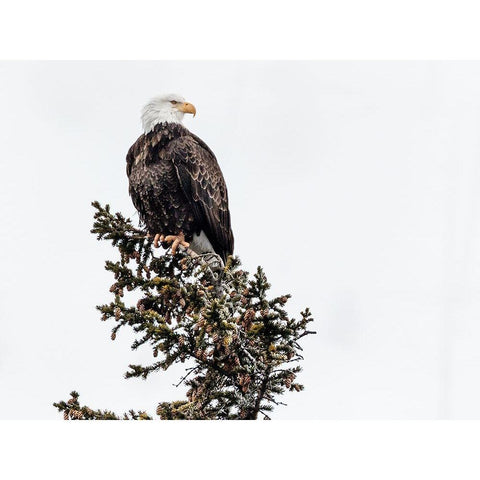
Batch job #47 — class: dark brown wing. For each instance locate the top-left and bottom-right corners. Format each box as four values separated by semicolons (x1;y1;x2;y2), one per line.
167;133;234;261
126;141;136;178
126;133;148;219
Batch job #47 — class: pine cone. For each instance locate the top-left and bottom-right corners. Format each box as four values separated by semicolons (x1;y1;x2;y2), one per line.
239;374;251;393
244;309;255;322
71;409;82;419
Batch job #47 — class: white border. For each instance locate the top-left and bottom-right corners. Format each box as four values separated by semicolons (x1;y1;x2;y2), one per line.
1;0;480;59
1;421;480;478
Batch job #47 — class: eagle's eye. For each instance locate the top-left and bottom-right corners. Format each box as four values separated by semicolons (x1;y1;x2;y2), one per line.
170;100;178;105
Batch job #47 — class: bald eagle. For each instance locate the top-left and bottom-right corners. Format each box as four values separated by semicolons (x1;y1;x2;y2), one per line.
126;94;234;264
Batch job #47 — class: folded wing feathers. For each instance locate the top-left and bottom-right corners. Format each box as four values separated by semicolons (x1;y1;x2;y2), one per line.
170;135;234;259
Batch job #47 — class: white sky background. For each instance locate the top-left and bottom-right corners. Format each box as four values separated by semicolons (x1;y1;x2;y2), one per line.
1;61;480;419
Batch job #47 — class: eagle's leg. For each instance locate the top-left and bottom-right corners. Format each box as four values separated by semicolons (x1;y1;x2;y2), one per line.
163;232;190;255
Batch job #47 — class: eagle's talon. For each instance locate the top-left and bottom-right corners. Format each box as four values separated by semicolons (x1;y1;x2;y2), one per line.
163;232;190;255
153;233;163;248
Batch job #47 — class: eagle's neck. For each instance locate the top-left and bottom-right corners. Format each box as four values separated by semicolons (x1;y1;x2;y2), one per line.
142;106;184;133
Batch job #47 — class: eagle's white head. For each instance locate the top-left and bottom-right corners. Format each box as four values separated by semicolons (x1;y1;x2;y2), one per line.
141;93;196;133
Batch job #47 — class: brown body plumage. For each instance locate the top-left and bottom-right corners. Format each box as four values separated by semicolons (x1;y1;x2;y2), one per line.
126;122;234;263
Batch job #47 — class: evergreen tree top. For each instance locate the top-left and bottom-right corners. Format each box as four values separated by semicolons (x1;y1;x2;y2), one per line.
54;202;315;420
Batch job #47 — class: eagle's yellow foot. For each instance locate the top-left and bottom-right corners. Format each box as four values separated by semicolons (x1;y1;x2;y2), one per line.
163;232;190;255
152;233;165;249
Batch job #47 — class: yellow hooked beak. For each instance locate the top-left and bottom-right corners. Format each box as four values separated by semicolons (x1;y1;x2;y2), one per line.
178;102;196;117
